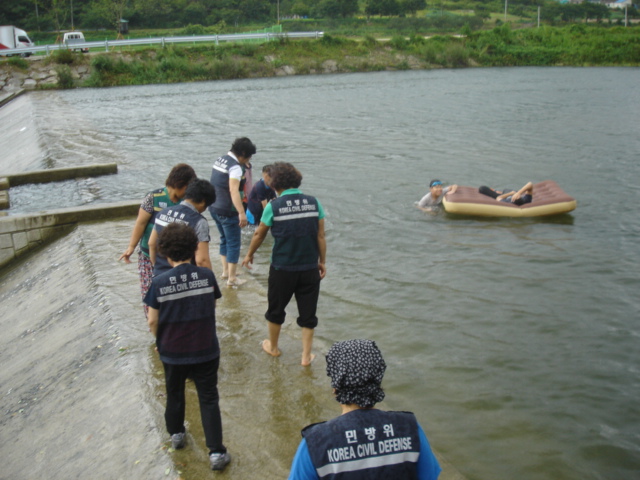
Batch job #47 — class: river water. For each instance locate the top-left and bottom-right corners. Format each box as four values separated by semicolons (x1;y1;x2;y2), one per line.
2;67;640;479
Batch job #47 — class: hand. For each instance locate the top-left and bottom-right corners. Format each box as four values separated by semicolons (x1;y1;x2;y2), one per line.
238;213;248;228
318;263;326;279
119;247;134;263
242;254;253;270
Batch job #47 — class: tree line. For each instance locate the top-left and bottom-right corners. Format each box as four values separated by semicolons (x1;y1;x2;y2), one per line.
0;0;636;36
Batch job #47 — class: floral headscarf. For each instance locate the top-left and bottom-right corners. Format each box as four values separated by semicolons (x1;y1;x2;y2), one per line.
326;339;386;408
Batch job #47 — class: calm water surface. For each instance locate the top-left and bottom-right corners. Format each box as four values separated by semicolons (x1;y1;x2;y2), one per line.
7;67;640;480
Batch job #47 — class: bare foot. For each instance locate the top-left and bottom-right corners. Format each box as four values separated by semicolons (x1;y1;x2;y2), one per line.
221;272;242;279
301;353;316;367
262;339;282;357
227;278;247;287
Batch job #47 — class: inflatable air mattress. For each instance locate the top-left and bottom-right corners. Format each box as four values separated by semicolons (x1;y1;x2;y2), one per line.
442;180;576;217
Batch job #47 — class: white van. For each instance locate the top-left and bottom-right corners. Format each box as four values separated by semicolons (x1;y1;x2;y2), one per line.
63;32;89;53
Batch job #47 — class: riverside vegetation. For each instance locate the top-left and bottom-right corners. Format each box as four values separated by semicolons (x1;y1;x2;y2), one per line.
1;24;639;90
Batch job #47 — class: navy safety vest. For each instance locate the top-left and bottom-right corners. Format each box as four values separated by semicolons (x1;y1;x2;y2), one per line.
152;203;204;275
302;409;421;480
152;263;220;365
270;193;320;271
140;187;177;257
209;154;245;217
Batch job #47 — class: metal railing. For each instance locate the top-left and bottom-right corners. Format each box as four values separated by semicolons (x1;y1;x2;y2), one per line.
0;31;324;57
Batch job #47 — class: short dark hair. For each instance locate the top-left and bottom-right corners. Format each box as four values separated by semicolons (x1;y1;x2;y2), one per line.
184;178;216;207
158;223;198;262
270;162;302;191
230;137;257;158
165;164;197;189
262;164;273;175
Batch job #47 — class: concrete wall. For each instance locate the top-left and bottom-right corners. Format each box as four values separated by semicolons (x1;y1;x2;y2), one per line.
5;163;118;187
0;200;139;269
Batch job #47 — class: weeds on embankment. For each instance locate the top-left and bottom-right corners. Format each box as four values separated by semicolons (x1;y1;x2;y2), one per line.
3;24;636;89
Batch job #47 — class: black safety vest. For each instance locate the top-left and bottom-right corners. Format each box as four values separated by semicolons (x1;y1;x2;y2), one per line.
302;409;421;480
152;203;204;275
152;263;220;365
209;154;245;216
270;193;320;271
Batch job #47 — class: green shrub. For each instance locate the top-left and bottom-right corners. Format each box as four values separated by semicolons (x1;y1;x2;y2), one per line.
321;34;347;46
91;55;116;73
443;43;469;67
55;65;75;89
3;57;29;70
409;34;427;46
389;35;408;50
421;43;441;64
51;49;77;65
362;35;378;48
181;24;206;35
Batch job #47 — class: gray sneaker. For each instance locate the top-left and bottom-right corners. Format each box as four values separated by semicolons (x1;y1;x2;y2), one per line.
171;432;186;449
209;452;231;471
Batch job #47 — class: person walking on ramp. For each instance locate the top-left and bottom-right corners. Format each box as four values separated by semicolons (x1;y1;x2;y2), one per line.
242;162;327;366
144;223;231;471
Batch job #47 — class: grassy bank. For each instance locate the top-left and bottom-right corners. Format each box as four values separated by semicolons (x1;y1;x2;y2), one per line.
3;25;639;90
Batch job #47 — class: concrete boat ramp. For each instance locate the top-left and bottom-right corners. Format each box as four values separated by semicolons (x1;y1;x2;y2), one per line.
0;93;465;479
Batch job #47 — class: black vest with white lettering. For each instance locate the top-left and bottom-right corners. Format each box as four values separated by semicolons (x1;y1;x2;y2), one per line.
302;409;421;480
209;154;244;217
153;203;204;275
153;263;220;365
270;193;320;271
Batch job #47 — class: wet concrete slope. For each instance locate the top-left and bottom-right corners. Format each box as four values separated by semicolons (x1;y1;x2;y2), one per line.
0;218;463;479
0;221;172;479
0;217;340;479
0;95;43;174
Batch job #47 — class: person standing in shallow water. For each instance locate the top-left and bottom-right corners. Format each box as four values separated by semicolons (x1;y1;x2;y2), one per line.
208;137;257;287
144;223;231;472
246;164;276;225
288;339;441;479
118;163;197;318
242;162;327;367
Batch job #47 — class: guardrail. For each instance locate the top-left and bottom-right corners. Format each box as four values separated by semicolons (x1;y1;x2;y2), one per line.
0;31;324;57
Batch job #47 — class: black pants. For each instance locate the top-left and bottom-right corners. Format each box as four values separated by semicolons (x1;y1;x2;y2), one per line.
266;266;320;329
163;357;226;454
479;185;500;199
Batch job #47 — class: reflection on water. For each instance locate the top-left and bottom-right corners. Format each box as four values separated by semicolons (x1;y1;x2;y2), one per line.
1;67;639;480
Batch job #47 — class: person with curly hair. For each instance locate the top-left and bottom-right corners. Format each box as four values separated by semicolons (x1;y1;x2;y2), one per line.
119;163;197;318
242;162;326;366
288;339;441;480
144;223;230;472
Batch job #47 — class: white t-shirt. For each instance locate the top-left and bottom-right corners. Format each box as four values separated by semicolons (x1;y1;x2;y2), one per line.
227;152;244;181
417;186;450;207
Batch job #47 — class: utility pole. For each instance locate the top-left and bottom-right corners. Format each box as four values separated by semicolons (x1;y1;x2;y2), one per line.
504;0;508;22
35;0;40;31
625;5;628;27
71;0;74;31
